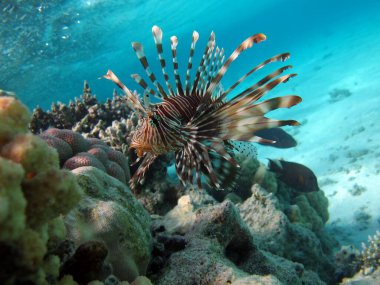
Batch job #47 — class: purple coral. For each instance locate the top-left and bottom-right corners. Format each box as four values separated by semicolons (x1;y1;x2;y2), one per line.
44;128;89;154
64;152;106;172
39;128;130;185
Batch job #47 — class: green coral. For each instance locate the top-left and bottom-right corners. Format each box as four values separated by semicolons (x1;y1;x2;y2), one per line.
0;95;83;284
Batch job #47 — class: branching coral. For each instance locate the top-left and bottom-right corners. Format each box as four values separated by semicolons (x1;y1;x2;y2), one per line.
361;230;380;275
30;81;134;139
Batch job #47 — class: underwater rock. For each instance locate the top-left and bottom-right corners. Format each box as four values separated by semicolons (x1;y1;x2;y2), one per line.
66;166;153;283
0;95;83;284
340;267;380;284
160;190;217;234
154;196;325;285
239;185;335;282
334;245;361;282
39;128;130;185
60;240;110;284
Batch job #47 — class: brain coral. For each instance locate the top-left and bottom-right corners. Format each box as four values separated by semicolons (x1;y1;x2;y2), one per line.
38;128;131;184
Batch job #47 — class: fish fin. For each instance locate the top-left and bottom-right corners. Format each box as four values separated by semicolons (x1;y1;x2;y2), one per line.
267;158;283;172
219;53;291;102
130;74;155;107
132;41;168;99
191;31;216;95
103;70;146;114
170;35;185;96
175;139;239;190
152;26;175;97
185;31;200;95
130;153;157;192
205;33;267;100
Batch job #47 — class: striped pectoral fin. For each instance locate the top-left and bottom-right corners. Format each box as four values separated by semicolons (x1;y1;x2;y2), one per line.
130;153;157;191
247;95;302;116
207;151;241;191
219;53;291;102
235;95;303;118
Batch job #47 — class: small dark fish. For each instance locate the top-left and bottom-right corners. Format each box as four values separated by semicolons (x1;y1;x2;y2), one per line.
268;159;319;192
255;128;297;148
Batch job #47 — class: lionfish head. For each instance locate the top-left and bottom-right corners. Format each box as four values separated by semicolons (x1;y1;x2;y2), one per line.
130;117;152;157
129;112;165;157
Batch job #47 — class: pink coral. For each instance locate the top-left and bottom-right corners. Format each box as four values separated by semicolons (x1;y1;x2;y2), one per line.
105;161;126;184
39;134;73;163
87;147;108;165
39;129;130;185
64;152;106;172
107;149;130;175
44;128;89;154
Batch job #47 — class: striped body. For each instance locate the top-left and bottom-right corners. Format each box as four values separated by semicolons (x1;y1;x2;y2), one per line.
104;26;302;190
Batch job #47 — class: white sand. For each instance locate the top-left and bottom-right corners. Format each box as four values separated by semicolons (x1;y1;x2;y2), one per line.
257;14;380;246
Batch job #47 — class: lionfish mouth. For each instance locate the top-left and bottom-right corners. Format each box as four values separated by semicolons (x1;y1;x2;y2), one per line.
129;142;152;157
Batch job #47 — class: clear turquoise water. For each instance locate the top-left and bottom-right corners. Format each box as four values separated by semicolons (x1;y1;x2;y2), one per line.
1;0;379;108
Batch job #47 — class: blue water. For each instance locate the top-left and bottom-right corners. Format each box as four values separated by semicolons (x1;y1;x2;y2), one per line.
1;0;380;248
0;0;378;109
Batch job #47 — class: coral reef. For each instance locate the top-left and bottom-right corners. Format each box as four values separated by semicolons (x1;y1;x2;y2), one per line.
30;81;133;137
66;166;153;283
0;95;83;284
38;128;130;185
334;245;361;282
334;231;380;283
29;81;174;194
0;94;155;285
360;231;380;275
150;192;326;285
4;87;341;284
239;185;335;283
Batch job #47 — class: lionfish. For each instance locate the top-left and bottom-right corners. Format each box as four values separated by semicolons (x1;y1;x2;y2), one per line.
104;25;301;190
